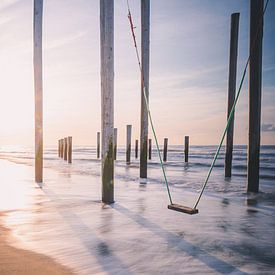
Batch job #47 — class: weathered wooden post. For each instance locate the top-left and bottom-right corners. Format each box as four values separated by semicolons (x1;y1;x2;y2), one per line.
58;139;60;157
60;139;64;158
135;139;138;159
97;132;100;159
225;13;240;177
100;0;114;203
33;0;43;183
114;128;117;160
148;138;152;160
247;0;263;193
140;0;150;178
126;125;132;164
64;137;68;161
184;136;189;163
163;138;168;162
68;136;72;164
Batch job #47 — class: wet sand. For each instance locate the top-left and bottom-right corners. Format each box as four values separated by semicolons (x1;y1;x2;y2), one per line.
0;217;74;275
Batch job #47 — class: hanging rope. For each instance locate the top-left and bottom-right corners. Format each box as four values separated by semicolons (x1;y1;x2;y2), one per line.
193;0;270;209
126;0;173;204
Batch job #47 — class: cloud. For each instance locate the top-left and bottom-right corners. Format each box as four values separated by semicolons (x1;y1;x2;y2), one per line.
262;123;275;132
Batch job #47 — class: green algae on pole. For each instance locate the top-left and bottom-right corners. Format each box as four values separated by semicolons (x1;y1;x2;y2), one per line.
140;0;150;179
225;13;240;178
100;0;114;203
33;0;43;183
184;136;189;163
126;125;132;165
247;0;263;193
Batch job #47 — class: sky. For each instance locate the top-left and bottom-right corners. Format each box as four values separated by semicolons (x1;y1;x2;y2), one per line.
0;0;274;147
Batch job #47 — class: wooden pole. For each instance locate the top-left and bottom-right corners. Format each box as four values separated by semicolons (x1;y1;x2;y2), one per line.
140;0;150;178
58;139;60;157
100;0;114;203
184;136;189;163
97;132;100;159
64;137;68;161
33;0;43;183
247;0;263;193
225;13;240;177
126;125;132;164
148;138;152;160
135;139;138;159
68;136;72;164
163;138;168;162
114;128;117;160
60;139;64;158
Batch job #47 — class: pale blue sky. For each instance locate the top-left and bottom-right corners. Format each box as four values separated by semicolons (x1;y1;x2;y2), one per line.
0;0;274;146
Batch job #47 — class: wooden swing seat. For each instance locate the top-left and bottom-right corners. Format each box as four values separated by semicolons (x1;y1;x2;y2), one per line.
168;204;199;215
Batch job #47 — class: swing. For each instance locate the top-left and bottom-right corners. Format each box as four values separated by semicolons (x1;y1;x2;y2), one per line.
126;0;269;215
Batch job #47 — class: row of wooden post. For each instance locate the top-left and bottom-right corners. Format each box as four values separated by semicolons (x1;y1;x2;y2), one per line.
58;137;72;163
96;127;189;164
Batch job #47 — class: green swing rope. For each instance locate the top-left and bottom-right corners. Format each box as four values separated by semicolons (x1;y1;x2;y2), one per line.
127;0;173;204
126;0;270;210
193;0;270;209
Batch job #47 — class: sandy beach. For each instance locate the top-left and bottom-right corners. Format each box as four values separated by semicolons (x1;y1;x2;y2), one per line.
0;219;73;275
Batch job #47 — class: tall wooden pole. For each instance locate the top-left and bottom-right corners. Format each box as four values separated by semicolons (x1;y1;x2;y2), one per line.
126;125;132;165
60;139;64;158
114;128;117;160
247;0;263;193
184;136;189;163
140;0;150;179
100;0;114;203
97;132;100;159
34;0;43;183
225;13;240;177
58;139;60;157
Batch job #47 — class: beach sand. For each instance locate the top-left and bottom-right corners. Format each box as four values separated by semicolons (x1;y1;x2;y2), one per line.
0;219;74;275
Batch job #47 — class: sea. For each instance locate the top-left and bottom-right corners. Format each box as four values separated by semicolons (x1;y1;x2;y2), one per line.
0;145;274;274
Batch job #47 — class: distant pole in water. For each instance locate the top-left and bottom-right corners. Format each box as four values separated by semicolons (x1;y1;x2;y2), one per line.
58;139;60;157
163;138;168;162
247;0;263;193
148;138;152;160
64;137;68;161
68;136;72;164
114;128;117;160
225;13;240;178
60;139;64;158
135;139;138;159
100;0;114;203
126;125;132;165
140;0;150;179
184;136;189;163
97;132;100;159
33;0;43;183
